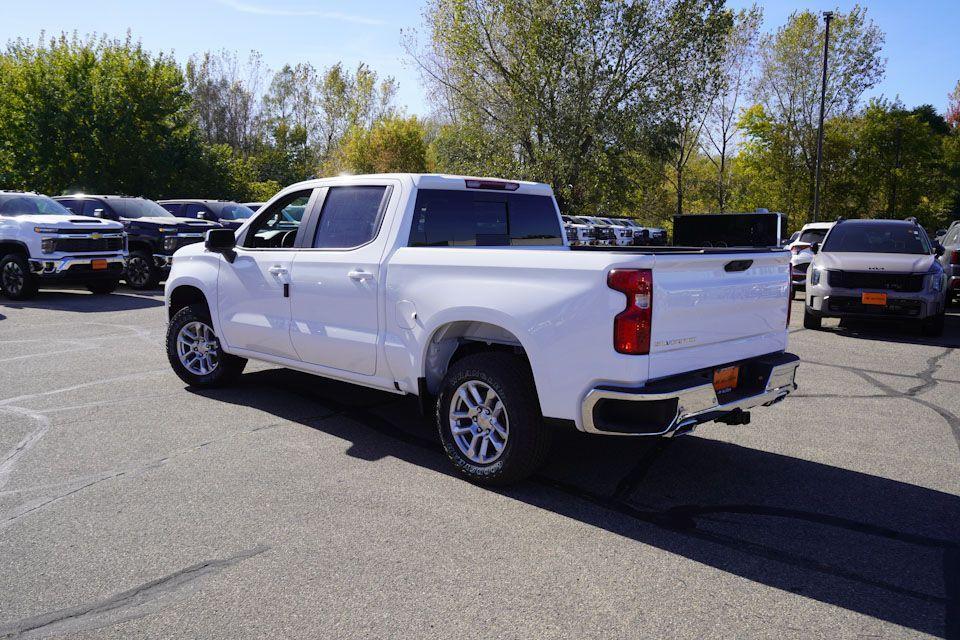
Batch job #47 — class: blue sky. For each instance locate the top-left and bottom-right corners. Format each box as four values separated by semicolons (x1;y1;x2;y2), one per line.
1;0;958;117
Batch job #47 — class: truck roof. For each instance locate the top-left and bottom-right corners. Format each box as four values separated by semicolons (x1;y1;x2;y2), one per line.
286;173;554;197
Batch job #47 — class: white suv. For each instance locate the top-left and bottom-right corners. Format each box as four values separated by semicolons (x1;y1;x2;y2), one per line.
787;222;833;293
0;191;127;299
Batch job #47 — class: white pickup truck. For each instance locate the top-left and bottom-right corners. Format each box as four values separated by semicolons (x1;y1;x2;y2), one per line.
0;191;127;299
164;174;798;484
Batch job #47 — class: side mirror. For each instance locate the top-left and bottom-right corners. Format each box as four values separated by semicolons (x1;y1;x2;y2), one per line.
935;229;946;238
934;242;945;257
93;208;104;218
197;211;207;220
810;242;820;254
205;228;237;262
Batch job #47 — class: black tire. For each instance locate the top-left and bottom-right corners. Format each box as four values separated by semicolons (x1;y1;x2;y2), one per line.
0;254;38;300
921;311;945;337
166;304;246;387
125;251;159;290
436;352;552;485
87;279;120;295
803;306;822;330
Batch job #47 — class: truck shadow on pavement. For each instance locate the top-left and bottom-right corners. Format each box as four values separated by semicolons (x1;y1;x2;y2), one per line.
0;290;163;313
190;368;960;639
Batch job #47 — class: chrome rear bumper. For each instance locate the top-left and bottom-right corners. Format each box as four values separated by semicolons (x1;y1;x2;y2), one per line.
581;352;799;436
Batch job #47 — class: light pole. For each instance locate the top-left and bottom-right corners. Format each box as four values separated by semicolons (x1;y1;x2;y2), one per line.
812;11;834;223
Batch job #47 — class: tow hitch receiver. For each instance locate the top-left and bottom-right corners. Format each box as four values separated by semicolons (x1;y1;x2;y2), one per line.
717;409;751;426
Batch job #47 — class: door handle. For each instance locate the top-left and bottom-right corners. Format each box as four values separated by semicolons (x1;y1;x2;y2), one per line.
268;265;287;276
348;269;374;281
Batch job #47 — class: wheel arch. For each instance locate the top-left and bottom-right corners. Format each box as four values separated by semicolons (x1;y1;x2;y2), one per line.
167;283;210;319
420;318;534;397
0;240;30;259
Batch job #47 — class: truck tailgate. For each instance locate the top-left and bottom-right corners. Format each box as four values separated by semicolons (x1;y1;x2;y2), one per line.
647;251;790;380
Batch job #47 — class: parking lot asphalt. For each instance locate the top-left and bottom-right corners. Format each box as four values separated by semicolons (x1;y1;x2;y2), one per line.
1;289;958;639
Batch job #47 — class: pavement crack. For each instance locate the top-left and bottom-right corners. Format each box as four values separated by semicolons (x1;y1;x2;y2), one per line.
0;420;293;532
0;544;269;639
905;348;955;397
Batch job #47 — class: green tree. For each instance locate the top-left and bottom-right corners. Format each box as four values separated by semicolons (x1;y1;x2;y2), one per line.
334;116;429;174
409;0;730;215
747;6;885;222
700;5;763;212
0;33;215;197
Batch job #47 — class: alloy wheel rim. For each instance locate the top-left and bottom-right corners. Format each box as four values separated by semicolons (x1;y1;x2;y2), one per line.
176;321;221;375
2;261;24;294
127;257;149;286
448;380;509;465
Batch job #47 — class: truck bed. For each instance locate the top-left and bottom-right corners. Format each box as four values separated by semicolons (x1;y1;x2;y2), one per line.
571;245;787;255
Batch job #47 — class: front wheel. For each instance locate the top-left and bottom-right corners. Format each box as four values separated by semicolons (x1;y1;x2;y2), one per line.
125;251;159;290
0;254;38;300
803;306;822;330
436;352;552;485
166;304;247;387
921;311;945;337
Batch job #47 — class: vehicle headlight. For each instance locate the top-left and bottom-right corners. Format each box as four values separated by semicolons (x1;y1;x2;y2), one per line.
34;226;60;233
41;237;56;253
809;268;822;286
163;236;178;251
928;271;944;293
158;227;178;233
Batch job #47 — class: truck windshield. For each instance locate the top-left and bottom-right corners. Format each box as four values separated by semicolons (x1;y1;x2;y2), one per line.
211;203;255;220
0;194;72;216
110;198;174;219
798;228;828;244
822;222;931;254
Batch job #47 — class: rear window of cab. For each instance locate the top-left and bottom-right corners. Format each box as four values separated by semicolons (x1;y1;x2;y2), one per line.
408;189;562;247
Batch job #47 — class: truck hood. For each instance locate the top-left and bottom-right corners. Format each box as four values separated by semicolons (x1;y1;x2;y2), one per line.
127;217;221;230
815;252;935;273
11;214;124;231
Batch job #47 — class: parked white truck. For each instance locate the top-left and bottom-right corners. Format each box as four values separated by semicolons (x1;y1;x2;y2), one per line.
0;191;127;299
164;174;798;484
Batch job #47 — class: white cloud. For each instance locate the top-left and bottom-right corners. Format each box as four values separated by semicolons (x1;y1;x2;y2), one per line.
213;0;385;26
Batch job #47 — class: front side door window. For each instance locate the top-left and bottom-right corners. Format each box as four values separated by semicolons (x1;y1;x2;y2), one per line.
242;192;311;249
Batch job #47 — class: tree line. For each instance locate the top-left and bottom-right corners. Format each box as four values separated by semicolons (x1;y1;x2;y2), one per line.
0;2;958;232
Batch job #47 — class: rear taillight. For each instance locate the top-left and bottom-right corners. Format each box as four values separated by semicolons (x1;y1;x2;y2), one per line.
607;269;652;355
951;249;960;265
791;244;810;254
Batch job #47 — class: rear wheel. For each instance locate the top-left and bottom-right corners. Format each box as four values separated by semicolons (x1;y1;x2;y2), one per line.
87;279;119;295
803;306;822;330
125;251;159;290
166;304;246;387
436;352;552;485
0;254;38;300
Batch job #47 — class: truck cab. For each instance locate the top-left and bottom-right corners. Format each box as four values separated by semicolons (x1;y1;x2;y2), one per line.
56;195;221;289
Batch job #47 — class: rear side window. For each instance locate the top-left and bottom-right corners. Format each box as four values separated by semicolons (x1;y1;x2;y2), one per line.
408;190;562;247
312;186;389;249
